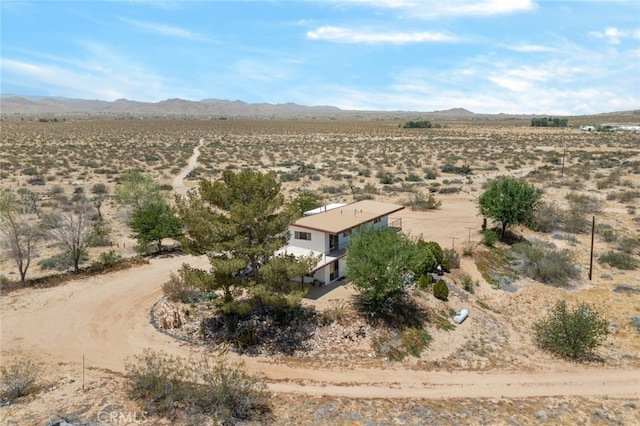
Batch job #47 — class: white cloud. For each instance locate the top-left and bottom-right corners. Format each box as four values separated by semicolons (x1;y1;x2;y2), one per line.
121;18;213;42
335;0;535;18
0;43;189;101
589;26;640;44
307;26;457;43
505;43;557;53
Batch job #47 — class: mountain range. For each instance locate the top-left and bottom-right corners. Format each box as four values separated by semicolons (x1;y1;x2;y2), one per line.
1;95;637;121
0;95;483;119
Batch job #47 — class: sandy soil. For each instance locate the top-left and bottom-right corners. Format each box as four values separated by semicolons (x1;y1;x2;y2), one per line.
1;118;639;424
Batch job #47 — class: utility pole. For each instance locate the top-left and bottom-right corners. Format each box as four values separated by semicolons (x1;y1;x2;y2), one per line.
449;236;458;251
465;227;474;243
589;215;595;280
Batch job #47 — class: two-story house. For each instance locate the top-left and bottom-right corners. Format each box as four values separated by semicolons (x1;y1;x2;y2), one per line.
280;200;404;286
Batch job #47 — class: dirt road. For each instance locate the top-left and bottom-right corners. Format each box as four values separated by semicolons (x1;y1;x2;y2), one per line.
1;254;638;400
171;138;204;196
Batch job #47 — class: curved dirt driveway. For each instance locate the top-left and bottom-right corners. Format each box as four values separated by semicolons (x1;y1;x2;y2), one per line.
1;255;639;400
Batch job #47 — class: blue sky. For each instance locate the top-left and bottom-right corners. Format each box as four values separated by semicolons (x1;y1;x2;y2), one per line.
1;1;639;114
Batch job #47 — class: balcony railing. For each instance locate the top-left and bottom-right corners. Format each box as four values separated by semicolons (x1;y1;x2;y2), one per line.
388;217;402;231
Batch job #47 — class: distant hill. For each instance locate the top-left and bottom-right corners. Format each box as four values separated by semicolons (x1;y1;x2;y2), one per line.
0;95;481;118
0;95;638;122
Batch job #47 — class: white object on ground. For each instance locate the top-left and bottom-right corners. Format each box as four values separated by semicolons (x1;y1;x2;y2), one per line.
454;309;469;324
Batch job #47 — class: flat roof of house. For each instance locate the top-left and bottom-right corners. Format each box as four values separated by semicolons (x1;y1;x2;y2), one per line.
303;203;347;216
291;200;405;234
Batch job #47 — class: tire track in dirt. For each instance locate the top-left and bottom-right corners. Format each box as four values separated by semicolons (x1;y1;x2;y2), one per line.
172;138;204;196
1;255;639;400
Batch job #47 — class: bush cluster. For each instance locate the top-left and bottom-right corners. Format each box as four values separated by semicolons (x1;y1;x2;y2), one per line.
512;241;579;286
433;279;449;301
125;350;270;424
1;358;43;400
598;251;638;270
533;300;608;361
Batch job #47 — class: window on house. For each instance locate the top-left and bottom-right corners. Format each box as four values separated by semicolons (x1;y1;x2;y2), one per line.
295;231;312;241
342;229;351;237
373;217;381;224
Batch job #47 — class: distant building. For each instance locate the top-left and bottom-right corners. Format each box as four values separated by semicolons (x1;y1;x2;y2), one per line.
580;125;595;132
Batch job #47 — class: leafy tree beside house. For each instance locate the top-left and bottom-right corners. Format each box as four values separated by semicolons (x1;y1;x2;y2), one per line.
478;177;543;239
130;200;182;253
347;225;429;313
175;169;310;316
288;190;323;218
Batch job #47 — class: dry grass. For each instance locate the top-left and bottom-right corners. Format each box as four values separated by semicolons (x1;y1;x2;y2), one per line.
1;113;639;423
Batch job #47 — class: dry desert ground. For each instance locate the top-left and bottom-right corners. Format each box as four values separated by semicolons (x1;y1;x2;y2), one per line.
1;115;639;425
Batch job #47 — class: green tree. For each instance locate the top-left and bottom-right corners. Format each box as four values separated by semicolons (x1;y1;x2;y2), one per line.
533;300;609;361
0;190;45;282
175;170;296;312
130;200;183;253
289;190;323;218
255;253;319;307
433;279;449;301
478;177;543;238
115;169;163;211
347;225;427;313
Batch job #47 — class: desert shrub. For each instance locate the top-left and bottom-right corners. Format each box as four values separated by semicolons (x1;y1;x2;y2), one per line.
197;357;270;423
0;275;10;288
461;274;476;293
400;327;432;357
482;229;498;247
530;202;564;233
373;327;432;361
416;274;432;289
91;183;108;194
433;279;449;301
38;251;89;271
512;242;579;286
462;245;474;257
401;120;432;128
441;164;472;175
378;174;394;185
597;224;618;242
27;176;45;185
96;250;121;268
533;300;608;361
618;236;640;254
566;192;602;214
322;300;348;324
438;186;462;194
424;168;439;180
598;251;638;270
403;192;441;211
563;210;590;234
443;248;460;271
0;358;43;400
162;271;197;303
405;173;422;182
125;350;270;423
362;182;379;194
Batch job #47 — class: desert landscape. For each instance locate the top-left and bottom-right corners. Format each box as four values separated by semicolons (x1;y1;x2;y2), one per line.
1;110;639;425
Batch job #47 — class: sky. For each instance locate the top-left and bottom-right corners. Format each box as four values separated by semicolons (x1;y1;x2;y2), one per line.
1;1;639;115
